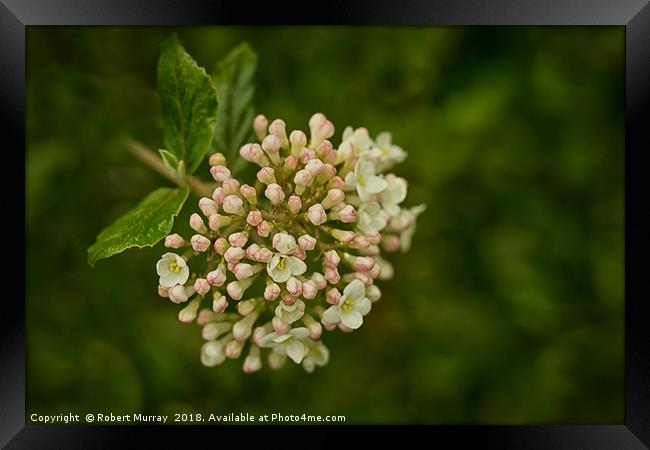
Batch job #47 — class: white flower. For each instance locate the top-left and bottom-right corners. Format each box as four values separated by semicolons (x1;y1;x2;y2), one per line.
356;201;388;235
266;254;307;283
302;342;330;373
344;157;388;201
399;204;426;251
342;126;374;155
322;279;372;329
379;174;408;217
272;232;297;255
156;253;190;288
370;132;407;169
259;327;310;364
275;299;305;324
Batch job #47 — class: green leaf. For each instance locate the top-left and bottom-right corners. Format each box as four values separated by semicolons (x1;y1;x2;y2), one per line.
213;42;258;161
87;187;189;267
157;34;218;175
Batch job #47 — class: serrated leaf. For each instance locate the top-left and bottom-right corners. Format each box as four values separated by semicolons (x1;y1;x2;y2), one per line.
87;187;189;267
158;34;218;175
213;42;258;160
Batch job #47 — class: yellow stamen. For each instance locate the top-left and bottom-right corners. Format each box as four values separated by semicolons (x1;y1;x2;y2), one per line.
277;258;286;270
358;174;366;186
169;260;181;273
341;297;353;313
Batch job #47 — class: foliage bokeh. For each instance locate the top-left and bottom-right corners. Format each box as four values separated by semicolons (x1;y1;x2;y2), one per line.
26;26;624;423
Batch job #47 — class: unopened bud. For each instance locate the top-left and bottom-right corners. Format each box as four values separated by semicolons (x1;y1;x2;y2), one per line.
233;311;260;341
228;231;248;248
289;130;307;155
211;186;225;205
240;184;257;206
307;203;327;226
255;246;273;262
302;314;323;339
272;316;290;335
158;285;170;298
257;167;276;185
304;159;324;177
328;176;346;190
324;249;341;267
262;134;282;165
311;272;327;290
286;276;302;296
222;178;240;195
207;267;227;287
326;288;341;305
202;321;232;340
222;195;245;216
243;351;262;374
169;285;193;304
302;280;318;299
264;282;281;301
210;165;231;182
164;233;185;249
298;234;317;251
381;234;401;252
246;210;262;226
337;204;357;223
224;246;245;264
178;298;201;323
198;197;219;217
225;339;244;359
268;119;288;148
191;234;211;252
253;114;269;141
367;284;382;302
193;278;210;296
265;183;285;205
213;237;229;255
287;195;302;214
190;213;208;234
283;154;299;171
212;294;228;313
209;152;226;166
201;340;226;367
208;214;232;231
321;189;345;209
324;266;340;284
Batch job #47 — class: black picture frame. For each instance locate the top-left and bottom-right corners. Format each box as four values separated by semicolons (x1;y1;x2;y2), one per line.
3;0;648;447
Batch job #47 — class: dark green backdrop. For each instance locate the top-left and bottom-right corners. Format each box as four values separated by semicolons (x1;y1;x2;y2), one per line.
26;26;624;423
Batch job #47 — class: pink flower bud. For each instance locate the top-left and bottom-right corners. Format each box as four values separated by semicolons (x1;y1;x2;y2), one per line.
318;141;337;164
302;280;318;299
382;234;401;252
328;176;346;190
189;213;207;233
164;233;185;249
366;231;381;245
355;256;375;272
305;158;324;177
368;261;382;279
243;353;262;373
211;186;225;205
338;323;354;333
193;278;210;296
158;285;169;298
209;152;226;166
208;214;232;231
222;195;245;215
317;163;337;183
324;266;340;284
298;234;317;251
262;134;282;165
243;243;258;260
232;263;255;280
228;231;248;248
293;169;313;187
324;249;341;267
227;261;236;273
240;142;269;166
196;308;215;326
338;204;357;223
246;210;263;227
309;113;326;129
303;315;323;339
212;294;228;313
238;184;257;207
311;272;327;290
224;246;245;264
257;167;276;185
326;288;341;305
321;188;345;210
323;322;337;331
287;195;302;214
222;178;240;195
264;183;285;205
268;118;288;146
253;114;269;141
255;246;273;262
169;285;191;304
198;197;218;217
294;247;306;260
210;165;231;182
252;326;270;345
213;237;229;255
289;130;307;154
226;281;244;300
272;232;297;254
178;298;200;323
191;234;211;252
272;316;289;335
307;203;327;226
355;271;374;285
367;284;382;302
331;228;356;243
336;140;354;163
207;268;227;287
264;282;281;301
283;154;299;170
225;339;244;359
286;276;302;296
310;116;334;148
299;147;317;163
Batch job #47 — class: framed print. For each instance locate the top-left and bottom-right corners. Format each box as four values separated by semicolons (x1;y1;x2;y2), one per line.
2;0;649;447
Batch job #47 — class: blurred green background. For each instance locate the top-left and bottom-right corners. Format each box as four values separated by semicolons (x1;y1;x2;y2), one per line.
26;26;624;423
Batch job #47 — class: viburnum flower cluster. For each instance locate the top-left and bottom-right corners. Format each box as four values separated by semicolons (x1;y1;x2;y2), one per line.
156;113;425;373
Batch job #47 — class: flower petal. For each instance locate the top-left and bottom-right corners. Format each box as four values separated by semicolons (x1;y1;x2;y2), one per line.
290;327;310;339
356;297;372;316
343;279;365;300
322;305;341;324
258;332;278;347
286;341;306;364
159;275;177;288
375;131;392;148
365;176;388;194
341;311;363;329
287;256;307;276
344;172;357;189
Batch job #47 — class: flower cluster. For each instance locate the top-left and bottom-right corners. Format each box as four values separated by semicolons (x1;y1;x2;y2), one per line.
156;113;425;373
